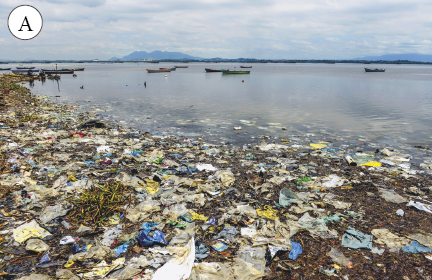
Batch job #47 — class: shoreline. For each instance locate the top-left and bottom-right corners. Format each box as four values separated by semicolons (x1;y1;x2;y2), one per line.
0;73;431;279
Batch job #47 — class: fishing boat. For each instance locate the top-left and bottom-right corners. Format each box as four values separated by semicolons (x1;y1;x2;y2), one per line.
11;69;40;73
205;68;229;72
240;66;252;68
147;68;171;73
16;67;35;69
0;68;11;71
174;66;188;68
41;69;74;74
222;70;250;74
72;68;85;71
365;68;385;72
160;68;176;71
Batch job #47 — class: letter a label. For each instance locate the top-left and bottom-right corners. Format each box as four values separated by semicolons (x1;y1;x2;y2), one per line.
8;5;43;40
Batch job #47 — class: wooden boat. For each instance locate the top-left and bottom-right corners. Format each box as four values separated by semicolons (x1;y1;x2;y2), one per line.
0;68;11;70
73;68;85;71
147;68;171;73
240;66;252;68
174;66;188;68
364;68;385;72
11;69;40;73
160;68;176;71
16;67;35;69
222;70;250;74
41;69;74;74
205;68;229;72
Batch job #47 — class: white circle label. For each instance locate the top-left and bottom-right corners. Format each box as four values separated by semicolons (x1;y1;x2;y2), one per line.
8;5;43;40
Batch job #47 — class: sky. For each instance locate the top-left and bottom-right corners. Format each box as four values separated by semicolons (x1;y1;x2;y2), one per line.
1;0;432;60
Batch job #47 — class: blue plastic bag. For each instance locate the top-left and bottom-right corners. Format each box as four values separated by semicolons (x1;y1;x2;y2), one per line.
289;240;302;260
138;230;167;247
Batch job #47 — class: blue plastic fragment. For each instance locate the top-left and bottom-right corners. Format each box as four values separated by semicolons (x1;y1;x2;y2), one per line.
289;240;302;260
401;241;432;253
142;222;158;233
114;244;129;257
39;251;50;263
204;217;216;225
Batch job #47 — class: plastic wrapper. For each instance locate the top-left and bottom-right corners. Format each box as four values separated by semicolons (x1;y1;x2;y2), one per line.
13;220;52;244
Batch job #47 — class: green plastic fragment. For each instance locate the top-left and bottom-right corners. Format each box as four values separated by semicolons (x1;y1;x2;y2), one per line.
294;176;313;185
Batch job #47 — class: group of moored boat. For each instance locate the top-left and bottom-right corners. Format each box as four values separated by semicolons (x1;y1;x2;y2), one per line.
146;65;253;74
0;66;85;74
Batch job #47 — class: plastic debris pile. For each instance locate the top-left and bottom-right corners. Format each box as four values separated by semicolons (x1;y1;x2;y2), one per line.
0;74;430;279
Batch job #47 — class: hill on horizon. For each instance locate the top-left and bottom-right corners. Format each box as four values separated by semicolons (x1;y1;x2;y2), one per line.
109;50;201;61
353;53;432;62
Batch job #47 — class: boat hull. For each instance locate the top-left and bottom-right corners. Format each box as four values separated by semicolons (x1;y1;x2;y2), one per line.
205;68;229;72
240;66;252;68
147;69;171;73
0;68;11;70
16;67;35;69
42;70;74;74
222;71;250;74
174;66;188;68
365;68;385;72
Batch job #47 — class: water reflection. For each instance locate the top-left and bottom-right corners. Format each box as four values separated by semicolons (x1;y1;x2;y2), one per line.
26;62;432;152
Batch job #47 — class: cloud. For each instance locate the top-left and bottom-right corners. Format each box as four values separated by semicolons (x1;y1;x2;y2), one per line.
0;0;431;59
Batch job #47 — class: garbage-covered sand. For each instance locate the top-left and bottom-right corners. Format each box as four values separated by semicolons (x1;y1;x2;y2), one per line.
0;73;431;279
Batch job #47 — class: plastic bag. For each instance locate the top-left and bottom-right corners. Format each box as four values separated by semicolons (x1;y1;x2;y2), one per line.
26;239;49;252
401;241;432;253
162;204;189;220
289;240;302;260
195;238;209;259
83;258;124;278
69;245;115;262
138;230;167;247
17;274;51;280
327;247;352;267
279;188;299;207
107;265;142;280
190;262;231;280
127;200;161;222
152;237;195;280
342;227;372;250
214;170;235;187
371;228;410;252
39;204;71;224
213;225;238;241
237;245;266;274
378;189;407;203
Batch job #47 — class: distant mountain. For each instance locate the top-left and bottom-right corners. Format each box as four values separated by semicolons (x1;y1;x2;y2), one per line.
109;57;120;61
109;50;201;61
353;53;432;62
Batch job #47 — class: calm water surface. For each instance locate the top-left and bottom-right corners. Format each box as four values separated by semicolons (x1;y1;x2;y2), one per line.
18;62;432;159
